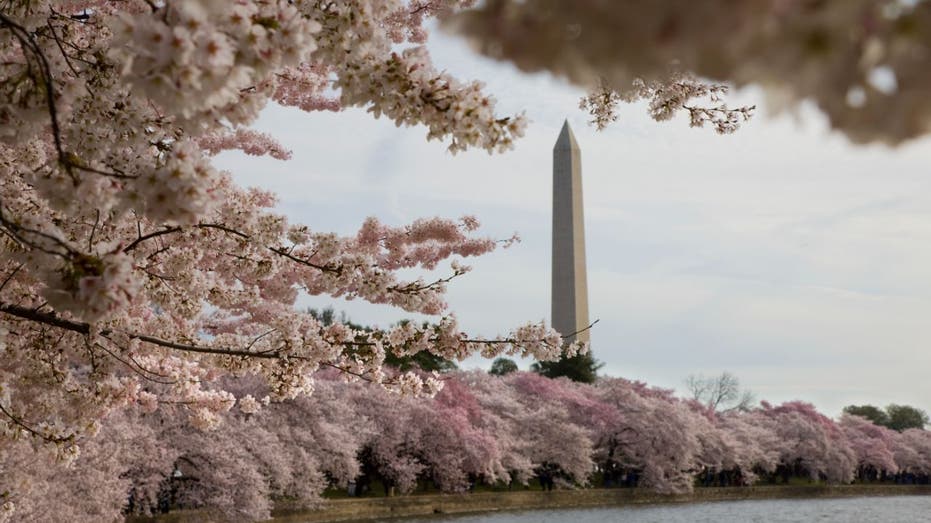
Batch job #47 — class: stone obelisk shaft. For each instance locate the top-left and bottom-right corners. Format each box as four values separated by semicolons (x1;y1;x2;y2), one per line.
552;121;590;344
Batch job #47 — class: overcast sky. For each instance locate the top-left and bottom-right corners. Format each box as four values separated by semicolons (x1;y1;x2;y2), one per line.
215;30;931;417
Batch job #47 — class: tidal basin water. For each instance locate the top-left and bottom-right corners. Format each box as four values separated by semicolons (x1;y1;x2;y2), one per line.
381;496;931;523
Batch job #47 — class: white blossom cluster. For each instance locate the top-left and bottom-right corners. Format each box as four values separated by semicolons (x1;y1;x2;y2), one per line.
127;140;220;225
303;0;527;153
42;251;139;323
110;0;318;125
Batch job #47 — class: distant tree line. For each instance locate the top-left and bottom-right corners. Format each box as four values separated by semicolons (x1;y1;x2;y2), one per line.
14;369;931;522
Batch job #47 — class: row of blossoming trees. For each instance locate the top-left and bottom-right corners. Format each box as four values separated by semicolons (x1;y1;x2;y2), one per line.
4;369;929;522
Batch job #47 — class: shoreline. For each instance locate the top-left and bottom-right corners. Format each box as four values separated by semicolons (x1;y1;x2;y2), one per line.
269;485;931;522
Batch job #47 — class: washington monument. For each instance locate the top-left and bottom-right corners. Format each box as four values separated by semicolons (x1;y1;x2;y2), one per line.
552;121;590;344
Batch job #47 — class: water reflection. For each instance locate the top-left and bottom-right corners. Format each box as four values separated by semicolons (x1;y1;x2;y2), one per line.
381;496;931;523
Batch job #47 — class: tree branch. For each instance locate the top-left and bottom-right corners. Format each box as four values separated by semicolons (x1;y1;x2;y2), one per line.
0;301;293;360
0;401;73;444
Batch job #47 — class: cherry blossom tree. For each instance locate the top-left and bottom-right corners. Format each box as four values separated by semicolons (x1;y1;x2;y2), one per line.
592;378;702;493
427;376;510;488
508;372;618;434
339;373;509;495
758;401;856;484
255;377;366;495
156;414;274;522
458;370;537;485
160;376;366;519
1;6;592;516
0;409;168;523
450;371;599;487
893;428;931;479
2;376;368;522
840;414;899;481
716;411;781;485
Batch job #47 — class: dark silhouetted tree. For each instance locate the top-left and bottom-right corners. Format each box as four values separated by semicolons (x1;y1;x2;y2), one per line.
842;404;928;432
885;404;929;432
532;353;602;384
489;357;519;376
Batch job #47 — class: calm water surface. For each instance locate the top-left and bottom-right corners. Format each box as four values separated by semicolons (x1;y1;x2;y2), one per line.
381;496;931;523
